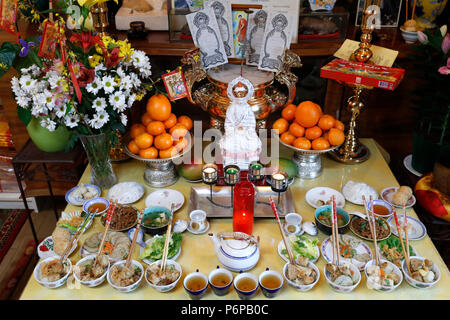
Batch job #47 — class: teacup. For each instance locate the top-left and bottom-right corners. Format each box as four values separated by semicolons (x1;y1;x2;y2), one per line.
259;268;283;298
189;210;207;231
208;266;233;296
183;269;208;300
284;213;302;235
233;272;259;300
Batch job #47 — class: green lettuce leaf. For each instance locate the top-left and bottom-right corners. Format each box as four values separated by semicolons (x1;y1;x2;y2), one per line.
139;233;182;261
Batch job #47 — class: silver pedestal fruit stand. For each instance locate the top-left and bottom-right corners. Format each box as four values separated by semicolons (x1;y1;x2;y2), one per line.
278;137;341;179
123;134;192;188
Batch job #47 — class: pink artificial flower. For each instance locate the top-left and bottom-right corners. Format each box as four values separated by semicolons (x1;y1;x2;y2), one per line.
417;31;428;44
438;58;450;75
442;34;450;54
51;59;65;73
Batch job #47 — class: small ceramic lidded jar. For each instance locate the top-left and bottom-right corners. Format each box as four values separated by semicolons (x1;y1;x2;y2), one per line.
233;181;255;236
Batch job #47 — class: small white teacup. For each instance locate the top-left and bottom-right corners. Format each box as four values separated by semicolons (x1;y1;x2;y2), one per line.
284;213;302;235
189;210;207;231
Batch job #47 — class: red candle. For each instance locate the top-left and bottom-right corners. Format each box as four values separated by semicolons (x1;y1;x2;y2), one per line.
233;181;255;235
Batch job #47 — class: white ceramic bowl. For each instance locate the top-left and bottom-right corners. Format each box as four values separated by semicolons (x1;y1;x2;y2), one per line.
400;27;418;44
364;259;403;292
402;257;440;289
323;262;361;293
33;257;72;289
107;259;144;293
73;254;110;287
283;262;320;292
83;197;110;216
145;259;182;292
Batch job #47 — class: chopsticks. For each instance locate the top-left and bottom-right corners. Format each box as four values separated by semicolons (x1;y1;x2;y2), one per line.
125;208;145;268
402;205;411;274
160;203;175;274
363;196;380;266
269;197;296;266
96;200;118;257
60;210;96;263
393;207;411;276
331;196;340;266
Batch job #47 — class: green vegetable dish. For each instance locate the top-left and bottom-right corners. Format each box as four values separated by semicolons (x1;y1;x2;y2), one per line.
142;211;169;228
139;233;182;262
379;235;416;267
280;235;319;261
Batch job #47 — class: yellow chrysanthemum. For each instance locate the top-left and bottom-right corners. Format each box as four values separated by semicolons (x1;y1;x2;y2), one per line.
136;93;145;101
88;54;103;68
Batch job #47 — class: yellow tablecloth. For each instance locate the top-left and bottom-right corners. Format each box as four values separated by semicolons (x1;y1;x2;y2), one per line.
20;139;450;300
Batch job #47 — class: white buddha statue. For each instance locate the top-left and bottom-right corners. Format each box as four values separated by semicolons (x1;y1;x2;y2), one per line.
219;76;262;170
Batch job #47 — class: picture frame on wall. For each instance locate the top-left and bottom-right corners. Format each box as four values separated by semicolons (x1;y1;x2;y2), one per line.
355;0;403;27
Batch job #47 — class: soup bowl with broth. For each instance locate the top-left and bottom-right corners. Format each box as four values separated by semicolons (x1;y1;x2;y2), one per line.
259;268;283;298
183;269;208;300
208;266;233;296
233;272;259;300
83;197;109;216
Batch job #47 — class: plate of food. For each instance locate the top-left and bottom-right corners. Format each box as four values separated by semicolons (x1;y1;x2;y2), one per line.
107;181;145;205
38;227;77;260
349;215;391;241
277;235;320;263
81;231;131;262
145;189;184;212
387;215;427;240
305;187;345;209
101;204;138;232
56;211;93;234
381;186;416;209
378;235;418;267
139;233;182;265
321;234;373;271
341;180;378;205
65;184;101;206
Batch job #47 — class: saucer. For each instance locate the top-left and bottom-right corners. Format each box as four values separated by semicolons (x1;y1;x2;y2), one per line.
187;221;210;234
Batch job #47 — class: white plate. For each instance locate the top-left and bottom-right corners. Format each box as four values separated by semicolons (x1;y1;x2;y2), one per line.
403;154;422;177
381;187;416;209
65;184;101;206
305;187;346;209
173;219;188;233
187;220;210;234
387;215;427;240
37;236;77;260
107;181;145;204
320;235;373;271
277;239;320;264
145;189;184;212
341;181;378;205
139;236;181;265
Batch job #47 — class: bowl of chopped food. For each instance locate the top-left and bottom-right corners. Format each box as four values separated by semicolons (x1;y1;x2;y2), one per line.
107;259;144;293
324;261;361;293
33;257;72;289
73;254;110;287
141;206;172;236
364;259;403;292
101;204;138;232
145;259;182;292
315;205;350;235
349;215;391;241
283;256;320;292
402;257;440;289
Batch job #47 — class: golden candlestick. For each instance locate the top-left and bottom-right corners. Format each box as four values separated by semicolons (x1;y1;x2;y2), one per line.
91;2;109;36
351;0;380;64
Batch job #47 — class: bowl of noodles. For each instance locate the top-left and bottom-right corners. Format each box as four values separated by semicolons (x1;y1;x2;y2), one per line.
73;254;110;287
107;259;144;293
33;257;72;289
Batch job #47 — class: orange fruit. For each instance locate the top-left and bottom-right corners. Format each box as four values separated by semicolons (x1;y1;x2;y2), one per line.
135;132;153;149
130;124;146;139
281;104;297;121
177;115;193;130
318;115;336;131
334;120;345;131
280;132;296;145
328;128;345;146
154;133;173;150
305;126;323;140
312;137;330;150
146;94;171;121
289;122;305;137
139;147;158;159
273;118;289;134
174;136;189;152
293;137;311;150
159;146;178;159
164;113;177;129
170;124;188;140
127;140;140;154
295;101;321;128
146;121;165;136
141;113;153;126
314;103;323;116
322;131;329;141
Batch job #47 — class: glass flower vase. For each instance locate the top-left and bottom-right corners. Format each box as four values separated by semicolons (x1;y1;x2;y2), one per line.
80;133;117;189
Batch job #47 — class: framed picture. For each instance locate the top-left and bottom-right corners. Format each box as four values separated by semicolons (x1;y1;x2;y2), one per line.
161;69;189;101
355;0;402;27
